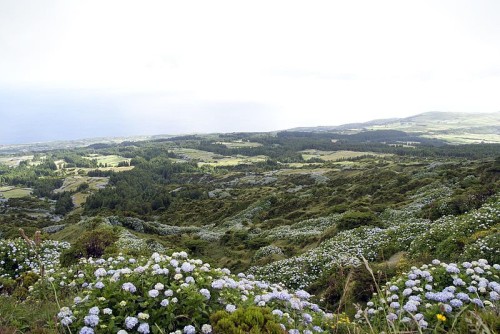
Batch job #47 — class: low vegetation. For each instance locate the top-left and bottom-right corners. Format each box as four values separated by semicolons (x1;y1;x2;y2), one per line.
0;119;499;332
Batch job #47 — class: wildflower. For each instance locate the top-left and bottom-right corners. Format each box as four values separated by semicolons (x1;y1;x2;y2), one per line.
148;289;159;298
181;262;194;272
125;316;139;329
119;301;127;307
449;299;463;308
226;304;236;313
418;320;428;328
183;325;196;334
490;291;499;301
441;304;452;313
84;315;99;327
154;283;164;290
295;290;311;299
95;281;104;289
211;279;225;289
471;298;484;307
164;289;174;297
160;299;169;307
445;265;460;274
403;302;418;313
88;307;99;315
468;286;477;293
138;323;150;334
79;326;94;334
58;307;73;318
405;280;417;288
122;282;137;293
389;302;400;309
436;314;446;322
201;324;212;333
117;331;128;334
272;309;284;317
386;313;397;321
138;313;149;320
94;268;107;277
199;288;211;300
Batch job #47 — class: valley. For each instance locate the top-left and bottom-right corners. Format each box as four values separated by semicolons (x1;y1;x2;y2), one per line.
0;112;499;333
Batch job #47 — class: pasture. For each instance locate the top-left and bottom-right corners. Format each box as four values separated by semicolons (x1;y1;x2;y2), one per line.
0;186;32;199
300;149;389;161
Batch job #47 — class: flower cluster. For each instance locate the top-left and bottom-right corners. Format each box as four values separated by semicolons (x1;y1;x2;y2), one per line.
357;259;500;330
409;199;500;262
54;251;330;333
0;238;70;279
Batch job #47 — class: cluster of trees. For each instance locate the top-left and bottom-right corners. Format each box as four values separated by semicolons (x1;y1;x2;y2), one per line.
84;158;197;215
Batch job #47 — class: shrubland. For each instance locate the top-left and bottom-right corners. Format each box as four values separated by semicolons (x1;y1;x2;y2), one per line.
0;128;499;332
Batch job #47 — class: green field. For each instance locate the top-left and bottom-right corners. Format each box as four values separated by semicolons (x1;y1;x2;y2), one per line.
53;176;108;194
0;186;32;198
216;140;263;148
301;149;389;161
0;155;33;167
198;155;268;167
84;154;130;167
422;133;500;144
53;175;109;207
171;148;268;166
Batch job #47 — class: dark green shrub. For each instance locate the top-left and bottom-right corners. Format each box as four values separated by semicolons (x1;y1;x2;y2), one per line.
60;227;118;266
312;264;396;313
328;204;348;214
210;306;285;334
184;238;208;255
0;277;16;294
76;182;89;192
337;211;381;231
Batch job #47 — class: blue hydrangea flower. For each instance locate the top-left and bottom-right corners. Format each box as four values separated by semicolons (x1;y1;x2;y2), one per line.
184;325;196;334
137;323;150;334
83;315;99;327
79;326;94;334
125;316;139;329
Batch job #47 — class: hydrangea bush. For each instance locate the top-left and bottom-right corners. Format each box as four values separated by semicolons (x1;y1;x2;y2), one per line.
0;238;70;279
409;200;500;261
356;259;500;331
51;251;331;334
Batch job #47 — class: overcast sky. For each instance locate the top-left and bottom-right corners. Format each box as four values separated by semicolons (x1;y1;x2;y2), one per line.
1;0;500;144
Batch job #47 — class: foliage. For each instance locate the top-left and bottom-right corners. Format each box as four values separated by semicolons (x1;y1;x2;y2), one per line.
49;252;329;334
210;307;284;333
356;259;500;332
336;211;381;231
0;238;70;279
59;227;118;266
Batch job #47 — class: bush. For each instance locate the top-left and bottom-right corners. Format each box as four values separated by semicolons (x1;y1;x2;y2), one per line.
337;211;381;231
210;307;284;334
59;227;118;266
